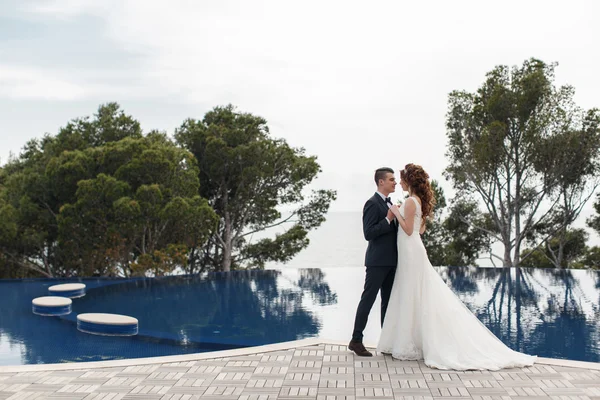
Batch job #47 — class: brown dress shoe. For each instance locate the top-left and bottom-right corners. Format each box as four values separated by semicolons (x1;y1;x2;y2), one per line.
348;340;373;357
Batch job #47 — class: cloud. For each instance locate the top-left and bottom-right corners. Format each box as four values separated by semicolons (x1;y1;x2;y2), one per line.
0;64;155;101
7;0;600;212
19;1;599;116
0;65;86;100
21;0;108;19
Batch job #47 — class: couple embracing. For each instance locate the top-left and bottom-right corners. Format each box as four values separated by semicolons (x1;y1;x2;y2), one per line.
348;164;536;371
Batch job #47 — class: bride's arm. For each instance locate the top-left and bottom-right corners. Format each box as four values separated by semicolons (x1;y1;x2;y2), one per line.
393;199;417;236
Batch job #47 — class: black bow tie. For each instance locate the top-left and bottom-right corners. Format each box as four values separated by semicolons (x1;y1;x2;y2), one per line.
385;197;392;205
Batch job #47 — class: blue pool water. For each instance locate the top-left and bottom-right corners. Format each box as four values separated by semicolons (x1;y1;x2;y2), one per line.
1;267;599;366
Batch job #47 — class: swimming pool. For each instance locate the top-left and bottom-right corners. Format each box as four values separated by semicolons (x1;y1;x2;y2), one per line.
1;267;599;365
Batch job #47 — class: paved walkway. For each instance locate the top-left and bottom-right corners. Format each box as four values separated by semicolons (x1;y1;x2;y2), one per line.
1;340;600;400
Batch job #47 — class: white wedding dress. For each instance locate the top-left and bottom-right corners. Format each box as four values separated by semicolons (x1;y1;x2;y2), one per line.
377;196;536;370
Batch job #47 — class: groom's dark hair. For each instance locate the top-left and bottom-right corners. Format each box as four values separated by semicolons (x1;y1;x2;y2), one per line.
374;167;394;186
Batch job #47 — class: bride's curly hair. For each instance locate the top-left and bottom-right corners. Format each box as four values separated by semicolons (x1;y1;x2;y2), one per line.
400;163;436;222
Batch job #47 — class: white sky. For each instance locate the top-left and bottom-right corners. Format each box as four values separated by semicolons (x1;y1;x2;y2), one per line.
1;0;599;223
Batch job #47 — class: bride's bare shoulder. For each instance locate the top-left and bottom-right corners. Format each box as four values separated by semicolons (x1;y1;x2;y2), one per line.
409;196;422;207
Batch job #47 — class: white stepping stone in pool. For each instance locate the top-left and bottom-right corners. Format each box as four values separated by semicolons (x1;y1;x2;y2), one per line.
77;313;139;336
32;296;72;316
48;283;86;298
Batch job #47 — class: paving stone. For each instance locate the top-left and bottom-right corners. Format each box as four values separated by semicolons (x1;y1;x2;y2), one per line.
1;343;600;400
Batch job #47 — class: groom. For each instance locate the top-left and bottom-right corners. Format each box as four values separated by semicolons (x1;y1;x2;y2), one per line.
348;167;398;357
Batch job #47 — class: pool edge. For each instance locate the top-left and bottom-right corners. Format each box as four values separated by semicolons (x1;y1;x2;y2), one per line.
0;338;321;372
1;338;599;373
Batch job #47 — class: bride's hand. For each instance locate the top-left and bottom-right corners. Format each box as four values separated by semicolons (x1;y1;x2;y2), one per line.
387;208;395;221
390;204;402;220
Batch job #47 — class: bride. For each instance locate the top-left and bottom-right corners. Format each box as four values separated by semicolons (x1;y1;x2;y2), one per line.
376;163;536;370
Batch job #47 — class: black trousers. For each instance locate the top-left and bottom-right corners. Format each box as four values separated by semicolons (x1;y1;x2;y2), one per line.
351;266;396;342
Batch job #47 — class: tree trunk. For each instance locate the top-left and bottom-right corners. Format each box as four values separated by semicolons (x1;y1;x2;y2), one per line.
42;243;53;277
503;224;513;268
222;211;232;272
17;258;53;278
506;268;513;340
557;228;566;268
513;140;522;268
557;190;569;268
503;244;513;268
188;246;196;274
515;267;523;350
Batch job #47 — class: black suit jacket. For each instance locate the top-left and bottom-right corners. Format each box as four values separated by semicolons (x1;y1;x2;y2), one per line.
363;193;398;267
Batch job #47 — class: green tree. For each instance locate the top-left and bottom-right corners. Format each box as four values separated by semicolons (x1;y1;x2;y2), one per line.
445;58;599;267
175;105;336;271
584;194;600;270
442;198;495;266
526;108;600;268
0;105;216;278
422;181;492;266
520;229;589;269
581;246;600;269
52;136;217;277
420;181;447;265
0;103;144;277
49;102;143;153
587;193;600;235
0;192;24;278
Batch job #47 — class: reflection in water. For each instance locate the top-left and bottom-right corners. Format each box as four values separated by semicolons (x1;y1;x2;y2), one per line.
0;270;338;365
439;267;600;362
68;270;333;345
297;269;338;305
1;267;599;365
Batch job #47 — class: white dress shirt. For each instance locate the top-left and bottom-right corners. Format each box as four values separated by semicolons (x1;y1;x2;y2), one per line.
376;191;393;224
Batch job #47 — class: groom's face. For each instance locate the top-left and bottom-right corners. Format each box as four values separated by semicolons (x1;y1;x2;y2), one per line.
380;172;397;195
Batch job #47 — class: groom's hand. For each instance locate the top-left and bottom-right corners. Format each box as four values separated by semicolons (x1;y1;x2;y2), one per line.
387;208;395;221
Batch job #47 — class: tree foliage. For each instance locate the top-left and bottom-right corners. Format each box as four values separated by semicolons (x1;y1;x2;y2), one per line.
583;195;600;270
0;104;216;277
175;105;336;271
421;181;492;266
445;58;600;267
587;194;600;235
520;229;589;269
0;103;335;278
